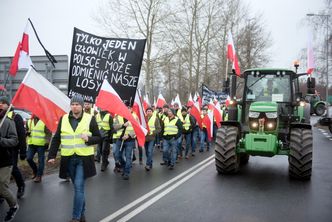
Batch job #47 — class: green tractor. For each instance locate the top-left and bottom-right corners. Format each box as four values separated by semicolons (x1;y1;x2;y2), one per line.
304;94;327;116
215;68;313;180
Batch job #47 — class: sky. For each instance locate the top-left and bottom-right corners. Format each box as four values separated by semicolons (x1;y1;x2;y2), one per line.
0;0;325;72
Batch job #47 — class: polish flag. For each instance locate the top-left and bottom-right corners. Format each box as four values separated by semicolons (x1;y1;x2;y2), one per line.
213;101;223;128
190;101;202;129
132;90;148;130
307;31;315;74
156;93;166;108
225;95;231;107
227;31;241;76
195;92;202;108
9;21;34;76
174;94;182;109
143;94;150;111
202;111;214;141
153;96;156;107
187;93;194;107
96;80;147;147
11;67;70;132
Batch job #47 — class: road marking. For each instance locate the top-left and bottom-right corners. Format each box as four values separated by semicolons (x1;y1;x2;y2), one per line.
100;154;215;222
117;158;215;222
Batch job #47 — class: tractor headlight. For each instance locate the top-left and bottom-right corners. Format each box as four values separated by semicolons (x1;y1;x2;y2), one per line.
249;111;260;118
299;101;306;107
266;122;275;129
265;112;277;118
250;121;259;129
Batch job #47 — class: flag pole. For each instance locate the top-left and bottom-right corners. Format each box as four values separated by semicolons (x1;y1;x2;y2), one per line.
0;104;13;129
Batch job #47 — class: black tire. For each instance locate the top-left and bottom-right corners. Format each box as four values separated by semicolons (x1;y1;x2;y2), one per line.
315;103;326;116
215;126;239;174
289;128;313;180
239;153;250;165
329;123;332;134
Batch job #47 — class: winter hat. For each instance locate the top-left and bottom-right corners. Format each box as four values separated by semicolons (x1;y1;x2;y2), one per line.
163;104;169;109
70;94;84;107
0;96;10;106
181;107;188;112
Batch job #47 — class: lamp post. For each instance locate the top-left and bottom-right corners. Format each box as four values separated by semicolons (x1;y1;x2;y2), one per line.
307;13;330;116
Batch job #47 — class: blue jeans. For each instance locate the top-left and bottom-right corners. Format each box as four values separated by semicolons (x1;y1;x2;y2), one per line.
26;145;46;176
163;138;177;166
184;133;192;156
67;155;85;220
191;127;199;153
144;140;155;167
112;139;123;166
176;136;183;157
200;129;210;151
120;140;135;176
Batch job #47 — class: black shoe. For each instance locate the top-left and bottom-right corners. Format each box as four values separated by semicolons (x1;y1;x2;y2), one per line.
17;186;25;199
101;163;108;172
4;204;19;222
160;162;168;166
168;165;174;170
122;174;129;180
95;156;101;163
145;165;151;171
199;150;203;153
191;153;195;157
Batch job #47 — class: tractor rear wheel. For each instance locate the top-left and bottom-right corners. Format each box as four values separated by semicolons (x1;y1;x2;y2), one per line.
289;128;313;180
215;126;239;174
315;103;326;116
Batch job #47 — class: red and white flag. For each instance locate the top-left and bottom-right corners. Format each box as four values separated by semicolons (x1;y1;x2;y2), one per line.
187;93;194;107
96;80;147;147
11;67;70;132
174;94;182;109
156;93;166;108
307;31;315;74
143;94;150;111
132;90;148;130
190;101;202;129
227;31;241;76
202;111;214;141
9;21;34;76
195;92;202;108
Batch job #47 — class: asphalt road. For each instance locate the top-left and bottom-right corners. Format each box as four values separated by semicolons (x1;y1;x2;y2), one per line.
1;117;332;222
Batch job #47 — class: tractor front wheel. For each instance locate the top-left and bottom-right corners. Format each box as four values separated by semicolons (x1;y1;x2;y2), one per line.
315;103;326;116
289;128;313;180
215;126;239;174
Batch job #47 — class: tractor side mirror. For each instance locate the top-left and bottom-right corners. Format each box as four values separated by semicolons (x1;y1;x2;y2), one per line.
307;77;316;89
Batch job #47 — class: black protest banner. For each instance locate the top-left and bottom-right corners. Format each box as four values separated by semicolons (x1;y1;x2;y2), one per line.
68;28;146;106
202;84;228;104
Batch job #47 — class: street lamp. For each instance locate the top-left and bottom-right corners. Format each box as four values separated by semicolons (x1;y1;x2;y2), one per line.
307;13;330;116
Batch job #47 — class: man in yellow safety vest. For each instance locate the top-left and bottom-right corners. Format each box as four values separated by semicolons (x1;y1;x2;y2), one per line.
47;95;101;222
26;115;51;183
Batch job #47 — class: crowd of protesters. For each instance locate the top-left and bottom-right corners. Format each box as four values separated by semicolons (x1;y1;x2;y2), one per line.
0;93;227;222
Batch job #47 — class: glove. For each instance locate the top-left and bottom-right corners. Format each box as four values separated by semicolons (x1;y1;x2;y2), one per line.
20;153;27;160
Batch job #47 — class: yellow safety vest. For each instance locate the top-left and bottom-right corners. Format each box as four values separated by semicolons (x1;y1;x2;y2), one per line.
27;119;47;146
183;114;191;130
60;113;94;156
7;111;14;119
113;115;124;139
163;117;179;136
96;113;111;130
148;114;157;135
123;113;138;137
176;109;184;122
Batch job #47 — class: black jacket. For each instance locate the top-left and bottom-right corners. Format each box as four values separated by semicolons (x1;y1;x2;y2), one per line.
48;112;101;179
0;111;19;168
11;111;27;158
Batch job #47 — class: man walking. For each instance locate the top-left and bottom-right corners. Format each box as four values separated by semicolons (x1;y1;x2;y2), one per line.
48;95;101;222
26;115;51;183
0;96;26;199
161;109;182;169
0;107;19;222
95;109;113;171
144;107;161;171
